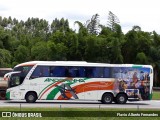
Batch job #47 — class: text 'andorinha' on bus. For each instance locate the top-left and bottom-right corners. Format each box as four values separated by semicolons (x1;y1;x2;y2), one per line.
5;61;153;104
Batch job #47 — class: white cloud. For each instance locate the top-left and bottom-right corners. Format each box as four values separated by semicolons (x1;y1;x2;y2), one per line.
0;0;160;33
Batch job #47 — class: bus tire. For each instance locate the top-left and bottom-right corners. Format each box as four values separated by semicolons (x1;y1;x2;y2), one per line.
116;93;127;104
101;93;113;104
0;90;6;100
25;92;37;103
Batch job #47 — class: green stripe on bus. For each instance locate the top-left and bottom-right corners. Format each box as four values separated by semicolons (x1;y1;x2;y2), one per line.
132;65;143;68
46;87;60;100
6;91;10;100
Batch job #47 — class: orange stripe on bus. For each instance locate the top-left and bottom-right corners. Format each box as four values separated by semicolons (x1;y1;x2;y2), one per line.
57;81;114;100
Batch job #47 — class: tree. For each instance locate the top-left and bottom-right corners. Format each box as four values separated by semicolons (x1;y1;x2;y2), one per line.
0;49;11;67
47;41;57;60
84;36;99;61
0;30;11;50
14;45;30;63
99;25;112;38
109;37;123;63
49;30;66;43
47;41;68;61
54;43;68;60
122;30;138;63
31;42;49;60
132;26;141;31
135;52;148;64
74;21;88;36
1;17;8;27
152;31;160;46
107;11;120;32
74;21;88;60
51;18;70;33
149;33;160;86
86;14;100;35
65;33;79;60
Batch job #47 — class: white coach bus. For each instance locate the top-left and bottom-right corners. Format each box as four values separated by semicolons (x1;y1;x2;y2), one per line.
6;61;153;104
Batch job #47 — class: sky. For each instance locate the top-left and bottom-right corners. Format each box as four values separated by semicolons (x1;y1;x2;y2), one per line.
0;0;160;33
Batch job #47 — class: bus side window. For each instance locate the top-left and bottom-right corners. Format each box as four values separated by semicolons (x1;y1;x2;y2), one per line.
67;67;79;77
87;67;104;78
30;66;41;79
50;66;65;77
22;67;29;75
42;66;50;77
30;66;50;79
104;67;110;78
92;67;98;77
79;67;85;77
96;67;104;78
50;67;54;77
65;67;71;77
67;67;86;78
85;67;94;78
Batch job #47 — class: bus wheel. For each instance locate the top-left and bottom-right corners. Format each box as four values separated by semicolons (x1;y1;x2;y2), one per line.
25;92;37;103
116;93;127;104
101;93;113;104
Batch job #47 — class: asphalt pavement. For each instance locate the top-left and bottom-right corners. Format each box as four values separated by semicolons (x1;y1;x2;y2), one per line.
0;100;159;109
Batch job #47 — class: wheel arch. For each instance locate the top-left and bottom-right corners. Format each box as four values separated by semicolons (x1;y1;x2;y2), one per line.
115;92;128;104
101;92;114;104
25;91;38;100
116;92;128;99
101;92;114;100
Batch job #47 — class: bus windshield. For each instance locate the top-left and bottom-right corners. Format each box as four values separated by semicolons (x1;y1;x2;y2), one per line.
13;66;33;76
7;66;33;88
8;72;24;88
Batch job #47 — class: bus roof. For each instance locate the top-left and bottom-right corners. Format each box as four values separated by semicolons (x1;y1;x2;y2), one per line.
14;61;153;69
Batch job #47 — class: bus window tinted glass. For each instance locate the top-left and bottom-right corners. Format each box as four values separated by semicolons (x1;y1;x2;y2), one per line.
64;67;79;77
85;67;94;77
30;66;112;78
50;66;65;77
85;67;106;78
13;66;33;76
50;66;86;78
94;67;104;78
79;67;85;77
30;66;49;79
104;67;110;78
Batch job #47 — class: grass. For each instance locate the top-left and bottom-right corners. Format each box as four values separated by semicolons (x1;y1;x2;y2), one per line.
152;91;160;100
0;107;160;120
0;108;160;120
